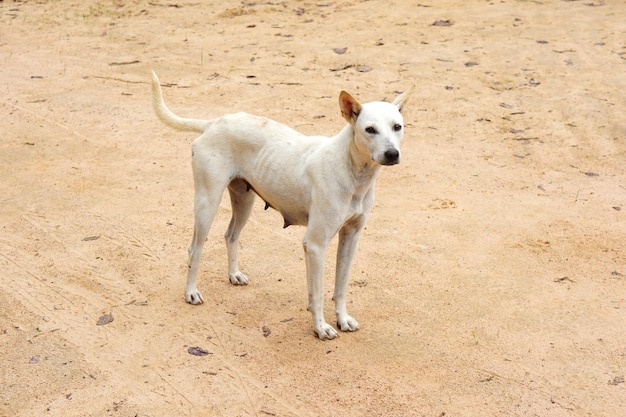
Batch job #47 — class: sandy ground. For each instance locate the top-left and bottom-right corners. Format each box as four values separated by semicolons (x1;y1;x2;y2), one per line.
1;1;625;416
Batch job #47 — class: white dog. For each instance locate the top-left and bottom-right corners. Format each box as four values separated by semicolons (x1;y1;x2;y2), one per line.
151;71;412;340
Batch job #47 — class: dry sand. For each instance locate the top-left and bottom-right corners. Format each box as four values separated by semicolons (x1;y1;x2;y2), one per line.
1;1;625;416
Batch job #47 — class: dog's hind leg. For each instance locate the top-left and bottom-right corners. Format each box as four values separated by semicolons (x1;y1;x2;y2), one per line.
224;178;255;285
185;166;229;304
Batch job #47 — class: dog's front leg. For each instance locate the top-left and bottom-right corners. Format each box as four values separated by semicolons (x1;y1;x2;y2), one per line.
303;228;337;340
334;216;365;332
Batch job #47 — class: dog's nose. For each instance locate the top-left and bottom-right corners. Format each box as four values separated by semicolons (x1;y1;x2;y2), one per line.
383;149;400;165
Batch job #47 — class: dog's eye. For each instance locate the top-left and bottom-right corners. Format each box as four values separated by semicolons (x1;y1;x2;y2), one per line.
365;126;377;134
393;124;403;132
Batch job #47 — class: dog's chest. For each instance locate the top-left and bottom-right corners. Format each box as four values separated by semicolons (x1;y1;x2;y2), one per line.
348;191;371;217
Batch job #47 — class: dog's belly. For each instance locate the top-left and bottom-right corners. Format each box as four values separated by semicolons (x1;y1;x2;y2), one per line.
278;207;308;228
242;179;309;228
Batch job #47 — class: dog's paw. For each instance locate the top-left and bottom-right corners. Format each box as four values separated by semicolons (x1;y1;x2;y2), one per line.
337;315;360;332
315;323;339;340
229;271;249;285
186;290;204;305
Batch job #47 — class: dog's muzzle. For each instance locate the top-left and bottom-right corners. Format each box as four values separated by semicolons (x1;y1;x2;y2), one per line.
381;149;400;165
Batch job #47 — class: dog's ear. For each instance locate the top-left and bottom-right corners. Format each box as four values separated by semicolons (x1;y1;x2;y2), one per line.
392;85;414;113
339;91;362;124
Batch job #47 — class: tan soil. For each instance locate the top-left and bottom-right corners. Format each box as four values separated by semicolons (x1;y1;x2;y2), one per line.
1;1;625;416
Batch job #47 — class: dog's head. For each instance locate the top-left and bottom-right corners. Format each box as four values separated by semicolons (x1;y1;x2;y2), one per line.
339;86;413;166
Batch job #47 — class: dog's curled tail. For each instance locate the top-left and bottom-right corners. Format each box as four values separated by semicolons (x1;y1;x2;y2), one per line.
151;70;212;133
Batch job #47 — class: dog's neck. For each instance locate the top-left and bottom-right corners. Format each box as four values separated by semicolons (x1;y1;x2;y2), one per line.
337;124;381;194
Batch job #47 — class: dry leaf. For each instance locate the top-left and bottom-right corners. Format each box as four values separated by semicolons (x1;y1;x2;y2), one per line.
330;64;353;72
96;313;114;326
188;346;211;356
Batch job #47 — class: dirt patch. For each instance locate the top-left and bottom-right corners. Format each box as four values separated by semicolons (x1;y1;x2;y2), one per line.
1;1;625;416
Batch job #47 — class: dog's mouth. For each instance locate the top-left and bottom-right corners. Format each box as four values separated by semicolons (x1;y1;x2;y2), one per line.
380;159;400;166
